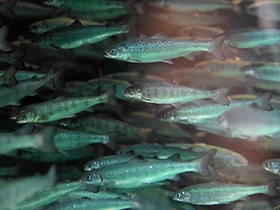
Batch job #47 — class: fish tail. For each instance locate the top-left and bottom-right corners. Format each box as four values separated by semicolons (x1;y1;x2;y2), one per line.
194;154;211;176
44;165;56;187
202;149;217;167
104;85;117;106
104;131;119;150
125;0;140;16
252;92;273;111
214;87;229;106
0;25;11;52
37;126;58;153
265;179;278;196
3;66;17;85
14;48;26;69
2;0;17;19
44;68;56;90
210;35;226;61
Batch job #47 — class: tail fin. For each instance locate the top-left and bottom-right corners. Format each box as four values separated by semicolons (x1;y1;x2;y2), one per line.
210;35;226;61
2;0;18;19
44;165;56;187
252;92;273;111
36;126;58;153
265;179;278;196
104;85;117;106
194;154;211;176
43;68;56;90
2;66;17;85
0;25;11;52
104;131;119;150
214;87;229;106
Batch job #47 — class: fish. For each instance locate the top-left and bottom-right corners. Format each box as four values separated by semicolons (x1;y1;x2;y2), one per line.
45;198;135;210
0;68;55;108
53;127;118;150
43;0;127;12
105;34;226;63
32;20;129;49
0;25;11;51
60;114;151;142
262;158;280;176
82;154;212;189
148;0;236;12
0;126;57;154
173;179;278;205
17;181;86;210
29;17;105;34
117;143;203;162
240;63;280;82
157;92;272;124
88;77;132;101
166;143;248;168
124;82;229;105
247;1;280;22
0;66;17;85
226;28;280;49
12;86;116;123
0;166;56;210
217;106;280;140
84;153;136;171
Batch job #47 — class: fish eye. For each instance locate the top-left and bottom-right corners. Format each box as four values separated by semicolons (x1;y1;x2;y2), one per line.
85;175;91;181
110;49;116;55
21;115;26;120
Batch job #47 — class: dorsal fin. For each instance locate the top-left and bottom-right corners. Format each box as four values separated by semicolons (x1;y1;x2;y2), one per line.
70;20;83;27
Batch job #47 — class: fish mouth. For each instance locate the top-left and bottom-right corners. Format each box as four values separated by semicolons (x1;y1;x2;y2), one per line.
104;52;111;58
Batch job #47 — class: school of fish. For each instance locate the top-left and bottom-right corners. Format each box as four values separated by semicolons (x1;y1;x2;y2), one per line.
0;0;280;209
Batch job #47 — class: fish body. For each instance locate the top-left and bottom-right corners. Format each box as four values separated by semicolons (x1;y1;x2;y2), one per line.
158;92;272;124
29;17;104;33
0;69;54;108
148;0;235;12
262;158;280;175
43;0;126;12
53;128;118;150
167;143;248;168
226;28;280;48
240;63;280;82
84;154;136;171
17;181;86;210
88;77;132;101
117;144;201;161
173;179;278;205
121;111;193;139
13;86;116;123
105;35;226;63
0;166;55;210
0;126;56;154
46;198;134;210
83;154;211;189
218;106;280;139
124;82;229;105
247;1;280;22
60;114;149;142
64;189;128;200
32;21;129;49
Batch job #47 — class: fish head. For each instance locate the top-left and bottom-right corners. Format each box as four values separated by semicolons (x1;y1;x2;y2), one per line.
84;161;103;171
105;45;128;61
262;160;279;174
124;85;142;99
157;108;176;122
43;0;63;6
29;22;48;34
173;191;191;202
31;35;46;45
82;172;103;186
16;109;37;123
